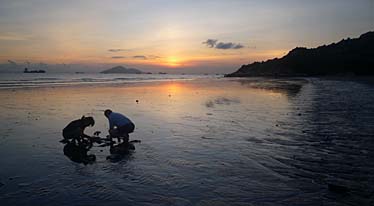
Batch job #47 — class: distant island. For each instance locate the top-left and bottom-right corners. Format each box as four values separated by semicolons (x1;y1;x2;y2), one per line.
24;68;46;73
226;31;374;77
101;66;143;74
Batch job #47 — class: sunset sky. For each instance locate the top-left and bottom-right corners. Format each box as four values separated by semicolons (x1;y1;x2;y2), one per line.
0;0;373;73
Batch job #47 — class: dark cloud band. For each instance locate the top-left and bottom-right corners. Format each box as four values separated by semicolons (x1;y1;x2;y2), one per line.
203;39;244;50
108;49;125;52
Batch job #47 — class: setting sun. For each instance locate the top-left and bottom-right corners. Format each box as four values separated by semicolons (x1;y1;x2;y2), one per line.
165;56;182;67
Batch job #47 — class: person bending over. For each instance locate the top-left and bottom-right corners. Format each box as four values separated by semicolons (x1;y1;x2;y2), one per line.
104;109;135;143
62;116;95;143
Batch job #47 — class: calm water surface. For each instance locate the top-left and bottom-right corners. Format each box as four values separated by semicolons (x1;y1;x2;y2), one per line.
0;77;373;205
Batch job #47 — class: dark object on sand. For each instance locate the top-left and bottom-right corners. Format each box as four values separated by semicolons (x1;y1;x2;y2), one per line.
328;184;350;193
23;68;46;73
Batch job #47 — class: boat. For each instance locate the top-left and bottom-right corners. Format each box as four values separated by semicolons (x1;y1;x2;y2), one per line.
24;68;46;73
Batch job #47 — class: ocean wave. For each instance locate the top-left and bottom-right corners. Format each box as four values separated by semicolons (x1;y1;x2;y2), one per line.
0;74;217;89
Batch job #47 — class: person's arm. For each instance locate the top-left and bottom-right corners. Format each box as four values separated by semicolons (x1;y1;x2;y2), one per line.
80;128;90;139
109;117;114;129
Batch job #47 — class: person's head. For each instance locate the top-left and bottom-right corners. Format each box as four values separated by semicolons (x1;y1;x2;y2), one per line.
104;109;112;118
81;116;95;127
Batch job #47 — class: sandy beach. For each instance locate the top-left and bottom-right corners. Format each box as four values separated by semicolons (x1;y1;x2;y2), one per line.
0;77;373;205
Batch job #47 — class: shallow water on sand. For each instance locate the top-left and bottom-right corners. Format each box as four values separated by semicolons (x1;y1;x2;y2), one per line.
0;77;373;205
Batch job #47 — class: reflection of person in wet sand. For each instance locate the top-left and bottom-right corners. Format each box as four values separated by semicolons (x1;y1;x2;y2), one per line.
104;109;135;143
63;139;96;165
62;116;95;143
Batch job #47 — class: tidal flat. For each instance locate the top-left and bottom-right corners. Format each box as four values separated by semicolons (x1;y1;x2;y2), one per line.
0;77;373;205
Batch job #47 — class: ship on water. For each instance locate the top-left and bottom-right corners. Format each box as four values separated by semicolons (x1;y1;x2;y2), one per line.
24;68;46;73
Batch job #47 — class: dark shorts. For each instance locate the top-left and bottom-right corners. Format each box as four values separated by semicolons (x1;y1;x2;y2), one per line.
119;122;135;134
111;123;135;137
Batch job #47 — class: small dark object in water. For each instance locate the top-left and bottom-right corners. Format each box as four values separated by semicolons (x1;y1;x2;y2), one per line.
328;184;350;193
136;100;139;103
0;182;4;187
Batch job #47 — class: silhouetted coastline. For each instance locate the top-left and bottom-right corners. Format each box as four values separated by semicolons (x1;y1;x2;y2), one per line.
226;31;374;77
101;66;143;74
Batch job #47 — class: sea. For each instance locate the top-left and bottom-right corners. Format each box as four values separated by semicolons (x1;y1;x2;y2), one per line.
0;73;219;89
0;73;373;205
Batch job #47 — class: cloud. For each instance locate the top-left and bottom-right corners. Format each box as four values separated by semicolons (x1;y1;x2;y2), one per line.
108;49;126;52
133;55;147;60
111;56;126;59
132;55;161;60
148;55;161;59
233;44;245;49
0;34;29;41
7;60;17;65
215;42;244;49
203;39;244;50
202;39;218;48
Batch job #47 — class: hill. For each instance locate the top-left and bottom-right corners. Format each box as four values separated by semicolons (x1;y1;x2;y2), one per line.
101;66;143;74
226;31;374;77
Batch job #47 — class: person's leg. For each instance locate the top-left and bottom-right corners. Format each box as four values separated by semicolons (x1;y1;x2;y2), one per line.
118;124;134;143
124;123;134;142
109;128;120;143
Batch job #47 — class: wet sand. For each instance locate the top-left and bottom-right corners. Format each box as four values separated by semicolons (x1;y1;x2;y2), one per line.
0;77;373;205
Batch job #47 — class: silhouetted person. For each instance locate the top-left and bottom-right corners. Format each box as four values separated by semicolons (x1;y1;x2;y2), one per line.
104;109;135;143
62;116;95;143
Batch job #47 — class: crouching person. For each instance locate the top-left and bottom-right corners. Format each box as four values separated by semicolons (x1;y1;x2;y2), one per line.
104;109;135;143
62;116;95;143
